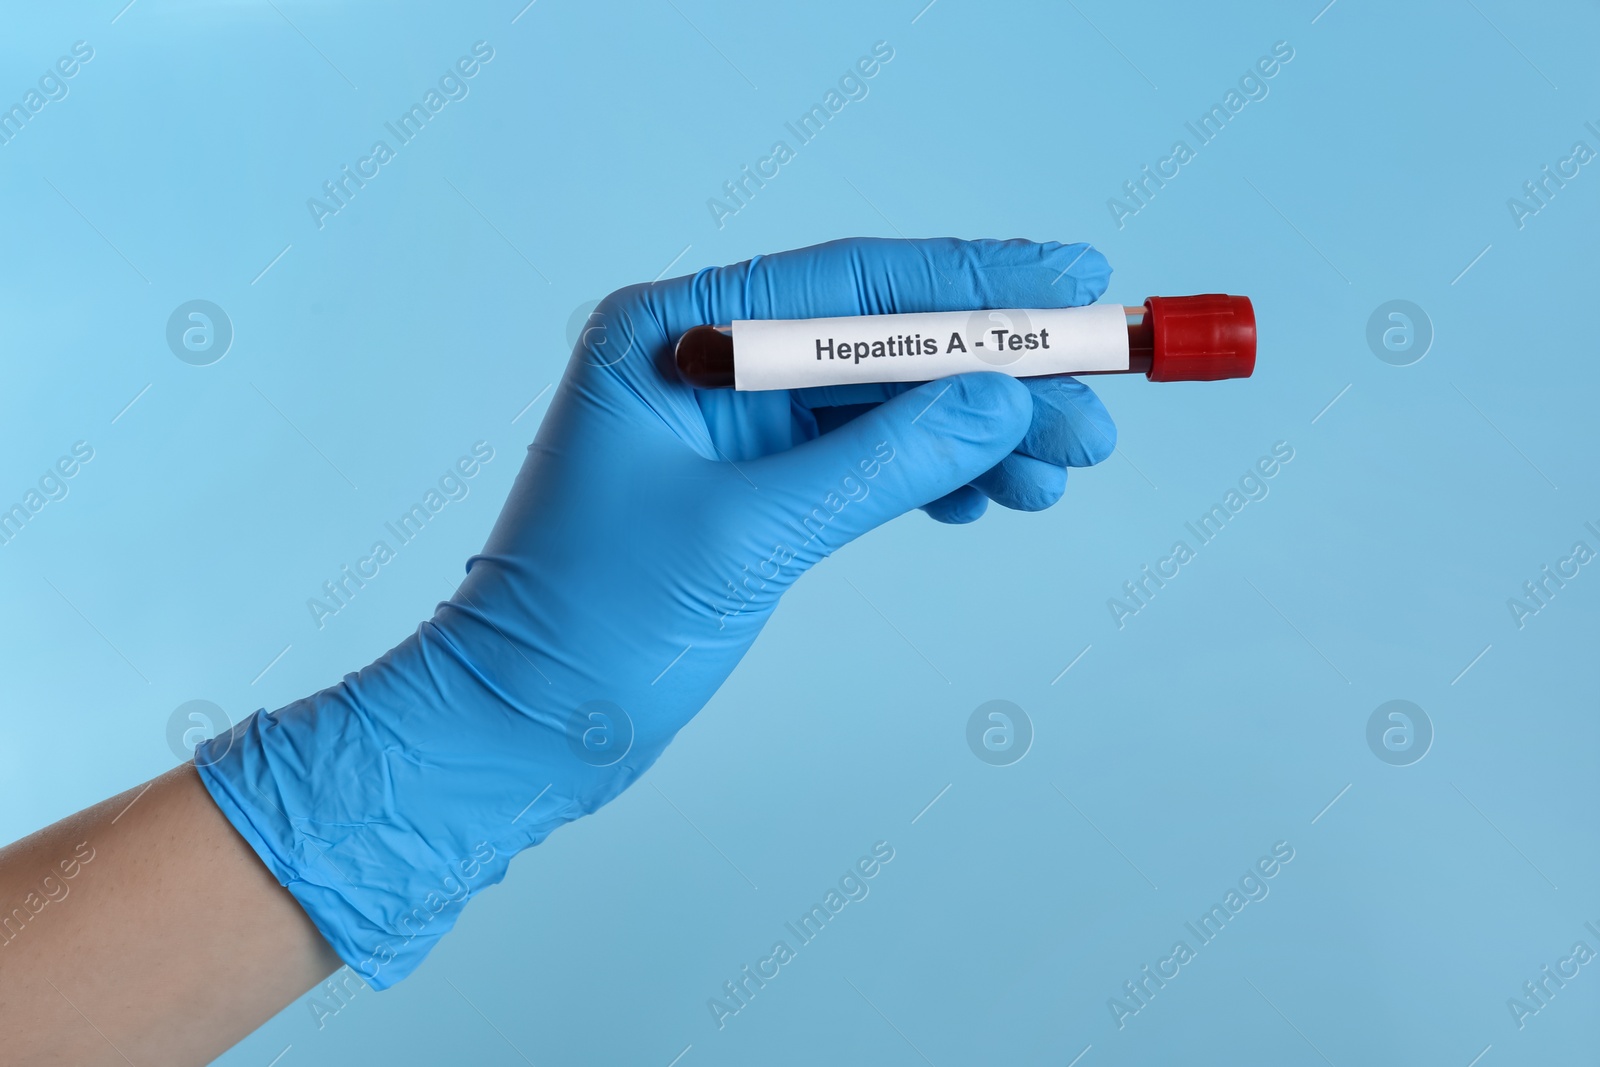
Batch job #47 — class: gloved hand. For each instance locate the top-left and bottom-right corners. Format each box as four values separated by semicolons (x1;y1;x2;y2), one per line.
196;237;1117;988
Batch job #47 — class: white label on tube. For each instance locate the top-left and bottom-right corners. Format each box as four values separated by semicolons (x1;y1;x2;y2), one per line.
730;305;1129;391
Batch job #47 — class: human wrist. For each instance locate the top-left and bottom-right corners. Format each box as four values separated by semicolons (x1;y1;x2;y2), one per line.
193;612;623;988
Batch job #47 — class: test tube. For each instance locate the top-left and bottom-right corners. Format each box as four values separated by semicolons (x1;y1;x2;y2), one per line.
675;294;1255;390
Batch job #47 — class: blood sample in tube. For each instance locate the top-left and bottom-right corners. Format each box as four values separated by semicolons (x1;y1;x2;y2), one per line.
674;294;1255;390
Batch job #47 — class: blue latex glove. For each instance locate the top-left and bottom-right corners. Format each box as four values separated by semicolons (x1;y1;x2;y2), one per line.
197;237;1116;988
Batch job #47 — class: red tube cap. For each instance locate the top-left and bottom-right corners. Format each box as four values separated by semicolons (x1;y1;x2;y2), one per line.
1145;294;1256;381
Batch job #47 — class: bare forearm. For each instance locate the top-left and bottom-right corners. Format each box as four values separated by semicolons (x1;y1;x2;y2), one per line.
0;763;340;1066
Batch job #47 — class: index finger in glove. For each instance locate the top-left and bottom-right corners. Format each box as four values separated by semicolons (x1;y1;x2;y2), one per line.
626;237;1110;370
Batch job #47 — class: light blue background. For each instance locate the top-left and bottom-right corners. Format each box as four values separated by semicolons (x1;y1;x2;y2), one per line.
2;1;1596;1063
